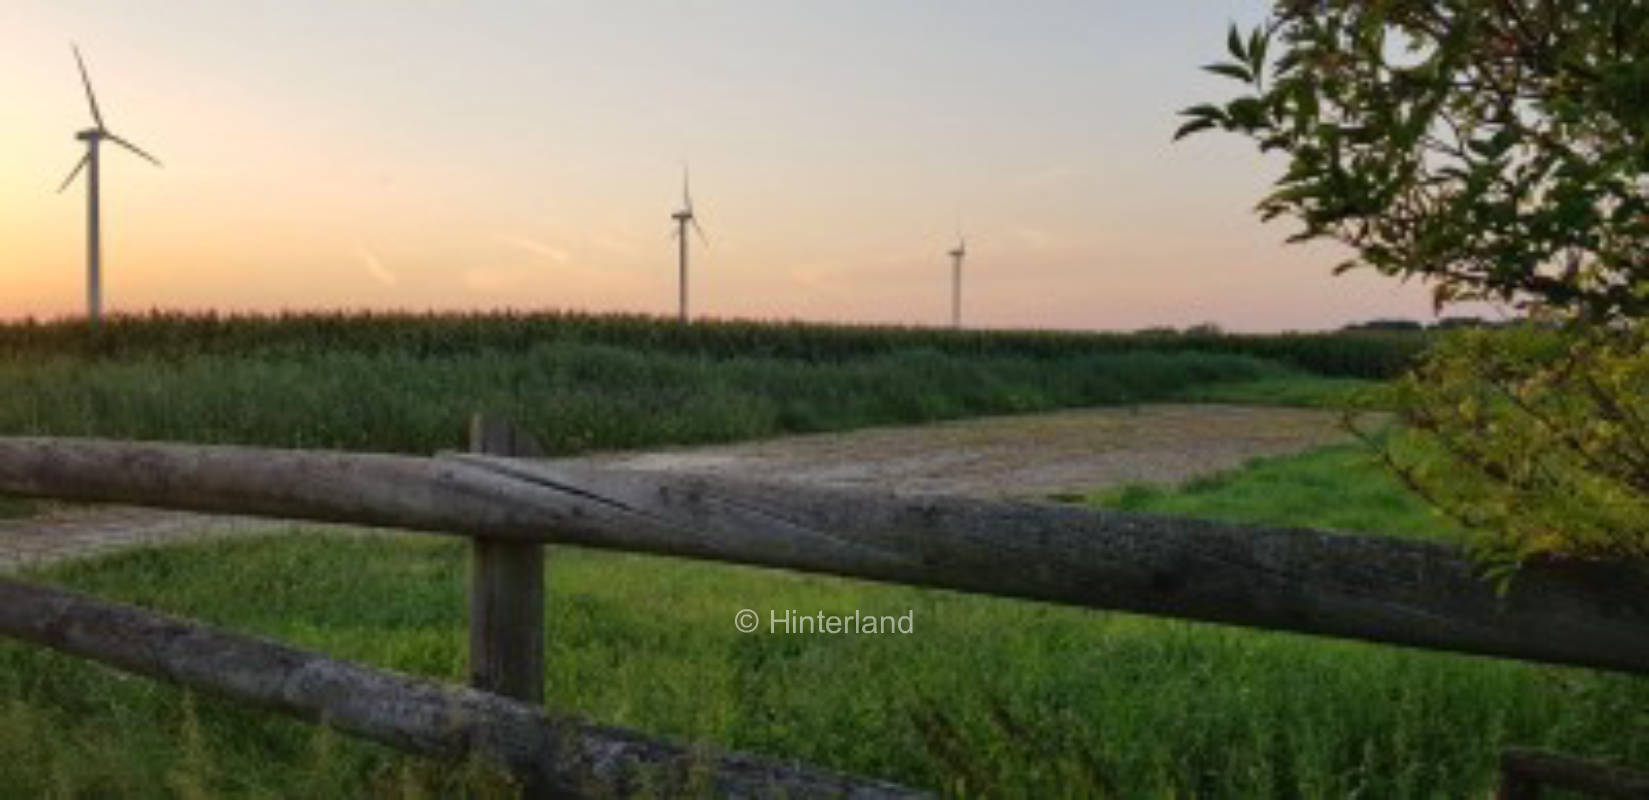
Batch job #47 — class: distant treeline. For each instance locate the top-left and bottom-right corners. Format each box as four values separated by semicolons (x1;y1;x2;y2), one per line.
1341;316;1519;332
0;311;1429;380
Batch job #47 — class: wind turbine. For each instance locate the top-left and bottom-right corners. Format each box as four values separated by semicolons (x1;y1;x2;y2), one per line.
58;44;162;327
948;230;966;329
670;167;708;322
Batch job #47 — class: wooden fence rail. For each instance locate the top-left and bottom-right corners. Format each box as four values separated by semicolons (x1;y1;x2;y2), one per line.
1;436;1647;674
0;577;920;798
1498;747;1649;799
4;432;1649;796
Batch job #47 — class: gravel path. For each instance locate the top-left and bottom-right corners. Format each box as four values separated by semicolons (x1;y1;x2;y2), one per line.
0;403;1359;571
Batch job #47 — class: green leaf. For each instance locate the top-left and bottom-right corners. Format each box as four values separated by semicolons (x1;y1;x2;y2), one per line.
1274;49;1301;74
1258;134;1292;153
1248;28;1268;74
1227;24;1246;62
1202;62;1254;83
1294;84;1320;127
1228;97;1268;127
1173;117;1220;140
1261;184;1318;207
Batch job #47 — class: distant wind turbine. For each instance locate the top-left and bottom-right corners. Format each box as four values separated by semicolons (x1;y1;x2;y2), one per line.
670;167;708;322
57;44;161;327
948;230;966;329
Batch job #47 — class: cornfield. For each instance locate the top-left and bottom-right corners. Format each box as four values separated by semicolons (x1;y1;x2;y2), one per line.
0;310;1425;380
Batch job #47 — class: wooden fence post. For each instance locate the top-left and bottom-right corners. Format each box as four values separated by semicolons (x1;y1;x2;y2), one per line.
469;413;546;705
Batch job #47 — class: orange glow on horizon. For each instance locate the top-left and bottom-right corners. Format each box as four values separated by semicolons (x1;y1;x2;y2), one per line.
0;1;1483;333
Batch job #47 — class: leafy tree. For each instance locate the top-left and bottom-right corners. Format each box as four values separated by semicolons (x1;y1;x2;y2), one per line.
1342;318;1424;331
1178;1;1649;318
1430;316;1488;330
1366;323;1649;574
1179;1;1649;569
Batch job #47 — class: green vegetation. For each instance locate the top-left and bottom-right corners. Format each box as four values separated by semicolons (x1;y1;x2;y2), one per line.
0;310;1427;379
0;310;1425;457
0;341;1290;455
3;445;1644;796
1186;0;1649;574
1092;444;1458;542
1170;374;1389;409
11;312;1603;794
1377;325;1649;570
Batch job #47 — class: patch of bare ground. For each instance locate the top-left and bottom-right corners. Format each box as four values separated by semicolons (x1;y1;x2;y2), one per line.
589;403;1365;500
0;507;283;572
0;508;371;573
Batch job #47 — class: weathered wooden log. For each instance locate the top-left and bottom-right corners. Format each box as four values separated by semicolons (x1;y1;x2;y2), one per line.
1498;747;1649;799
1;437;1649;674
0;577;923;798
467;414;546;706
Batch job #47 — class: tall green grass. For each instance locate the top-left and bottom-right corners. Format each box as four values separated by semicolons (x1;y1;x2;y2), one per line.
1171;375;1391;409
1092;445;1449;541
0;343;1291;454
2;445;1644;796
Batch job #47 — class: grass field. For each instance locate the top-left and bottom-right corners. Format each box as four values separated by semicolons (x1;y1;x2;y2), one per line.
3;443;1645;797
1092;444;1441;540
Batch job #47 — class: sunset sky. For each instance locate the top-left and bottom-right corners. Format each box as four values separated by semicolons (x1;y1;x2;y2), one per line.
0;2;1493;332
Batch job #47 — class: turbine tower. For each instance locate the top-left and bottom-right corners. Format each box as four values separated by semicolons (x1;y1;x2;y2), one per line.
948;232;966;329
670;167;708;322
58;44;161;327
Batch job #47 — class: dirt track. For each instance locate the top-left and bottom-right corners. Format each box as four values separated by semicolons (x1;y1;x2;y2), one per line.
0;404;1358;571
588;403;1357;499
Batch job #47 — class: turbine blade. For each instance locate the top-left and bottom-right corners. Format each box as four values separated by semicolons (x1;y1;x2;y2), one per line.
108;134;162;167
57;153;90;193
691;217;709;248
72;44;105;129
682;165;692;211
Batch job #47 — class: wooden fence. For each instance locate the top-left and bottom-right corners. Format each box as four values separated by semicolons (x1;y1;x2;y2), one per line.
1;419;1648;796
